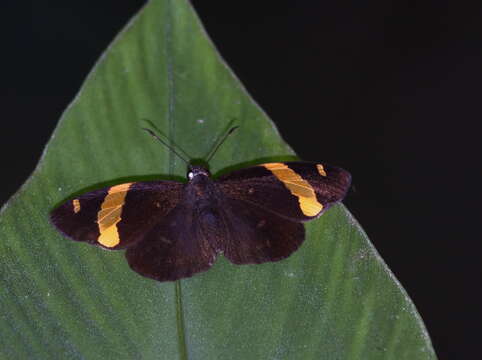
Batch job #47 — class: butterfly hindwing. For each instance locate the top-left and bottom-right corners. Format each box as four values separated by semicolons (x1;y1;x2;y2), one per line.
217;161;351;222
221;197;305;264
50;181;183;250
125;199;219;281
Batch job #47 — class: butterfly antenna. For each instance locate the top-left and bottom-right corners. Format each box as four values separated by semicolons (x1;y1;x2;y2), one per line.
206;126;239;163
142;128;190;165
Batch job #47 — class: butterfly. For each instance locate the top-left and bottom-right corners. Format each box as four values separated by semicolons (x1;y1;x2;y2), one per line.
50;129;351;282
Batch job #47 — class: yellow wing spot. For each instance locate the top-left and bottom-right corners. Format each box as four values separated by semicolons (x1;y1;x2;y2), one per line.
73;199;81;213
262;163;323;216
316;164;327;176
97;183;133;248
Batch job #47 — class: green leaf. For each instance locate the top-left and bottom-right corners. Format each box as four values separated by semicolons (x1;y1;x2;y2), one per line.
0;0;436;359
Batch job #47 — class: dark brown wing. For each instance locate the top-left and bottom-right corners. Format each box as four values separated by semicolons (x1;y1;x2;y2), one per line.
50;181;183;250
217;162;351;222
221;197;305;265
125;201;219;282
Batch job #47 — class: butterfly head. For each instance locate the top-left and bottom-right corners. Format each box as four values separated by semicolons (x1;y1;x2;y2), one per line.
187;166;211;180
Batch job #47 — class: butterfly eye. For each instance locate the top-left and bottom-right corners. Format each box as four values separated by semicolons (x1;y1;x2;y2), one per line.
188;171;194;180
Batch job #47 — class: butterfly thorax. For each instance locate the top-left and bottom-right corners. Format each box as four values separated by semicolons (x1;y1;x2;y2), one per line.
184;166;220;211
183;166;225;249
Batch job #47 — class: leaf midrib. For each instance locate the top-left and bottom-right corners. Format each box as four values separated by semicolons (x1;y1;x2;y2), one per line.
163;1;188;359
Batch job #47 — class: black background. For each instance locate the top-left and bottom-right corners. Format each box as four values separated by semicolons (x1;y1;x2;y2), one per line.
2;1;481;359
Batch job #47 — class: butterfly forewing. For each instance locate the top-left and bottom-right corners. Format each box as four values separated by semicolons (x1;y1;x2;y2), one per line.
217;162;351;222
50;181;183;250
